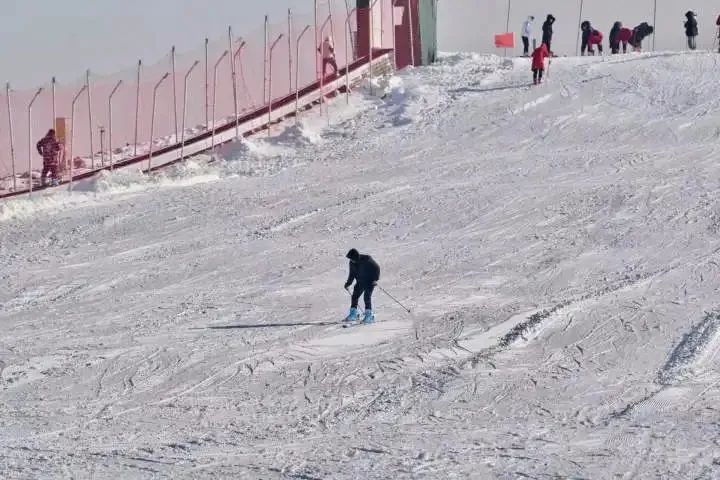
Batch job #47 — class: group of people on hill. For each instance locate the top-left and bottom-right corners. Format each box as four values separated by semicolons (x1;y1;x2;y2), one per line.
521;15;655;58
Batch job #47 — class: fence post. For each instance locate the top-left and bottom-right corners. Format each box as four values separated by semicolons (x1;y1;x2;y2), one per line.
233;40;248;128
205;38;210;129
108;80;122;171
369;0;381;95
211;50;229;151
576;0;584;55
86;70;95;168
346;8;357;103
295;25;312;123
408;0;416;66
229;27;240;138
51;76;56;132
69;85;87;193
27;88;43;195
392;0;398;68
134;60;142;156
314;0;320;80
504;0;512;57
288;9;293;94
652;0;657;51
180;60;200;162
6;83;16;191
268;34;285;137
148;73;170;170
264;15;269;105
172;46;179;142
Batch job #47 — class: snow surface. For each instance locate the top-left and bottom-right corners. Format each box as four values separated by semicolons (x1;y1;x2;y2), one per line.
3;51;720;478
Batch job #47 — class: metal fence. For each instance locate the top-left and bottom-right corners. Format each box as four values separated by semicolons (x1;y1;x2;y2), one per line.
0;0;401;193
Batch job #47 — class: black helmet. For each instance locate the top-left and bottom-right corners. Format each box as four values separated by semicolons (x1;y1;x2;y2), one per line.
346;248;360;261
581;20;590;30
686;11;695;18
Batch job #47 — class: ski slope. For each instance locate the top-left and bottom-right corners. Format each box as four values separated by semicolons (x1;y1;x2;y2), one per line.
3;51;720;478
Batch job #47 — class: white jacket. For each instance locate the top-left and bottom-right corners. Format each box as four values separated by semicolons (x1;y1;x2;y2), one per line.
522;17;534;38
321;37;335;59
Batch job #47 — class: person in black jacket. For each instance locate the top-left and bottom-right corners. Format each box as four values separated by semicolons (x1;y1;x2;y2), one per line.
629;22;654;51
344;248;380;323
542;14;556;53
609;21;622;54
685;11;698;50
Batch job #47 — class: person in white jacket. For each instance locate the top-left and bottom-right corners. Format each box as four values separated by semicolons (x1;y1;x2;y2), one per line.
521;16;535;56
319;36;338;76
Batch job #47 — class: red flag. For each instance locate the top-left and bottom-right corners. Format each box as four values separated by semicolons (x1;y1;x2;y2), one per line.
494;33;515;48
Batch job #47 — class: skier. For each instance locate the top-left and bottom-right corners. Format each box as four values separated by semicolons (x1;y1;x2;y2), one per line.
609;21;622;54
685;11;698;50
716;14;720;52
580;21;604;56
542;14;556;53
531;43;550;85
319;35;338;76
343;248;381;324
618;26;634;53
36;129;61;187
629;23;654;52
521;16;535;56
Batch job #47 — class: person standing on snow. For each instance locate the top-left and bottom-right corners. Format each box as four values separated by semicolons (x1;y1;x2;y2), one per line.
580;21;604;56
618;26;633;53
629;22;654;52
716;14;720;53
319;35;338;76
36;129;61;187
542;14;556;53
344;248;380;324
609;21;623;54
521;16;535;56
685;11;699;50
531;43;550;85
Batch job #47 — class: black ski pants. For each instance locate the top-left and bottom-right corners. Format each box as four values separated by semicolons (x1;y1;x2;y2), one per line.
533;68;544;83
522;36;530;55
351;283;375;310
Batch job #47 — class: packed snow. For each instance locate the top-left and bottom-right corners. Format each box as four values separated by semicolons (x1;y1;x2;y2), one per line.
3;51;720;478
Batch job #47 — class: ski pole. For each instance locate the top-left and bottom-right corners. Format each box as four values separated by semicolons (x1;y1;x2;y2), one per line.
377;285;411;313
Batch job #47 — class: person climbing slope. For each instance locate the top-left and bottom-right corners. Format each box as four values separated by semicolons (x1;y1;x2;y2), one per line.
580;21;604;56
343;248;380;324
531;43;550;85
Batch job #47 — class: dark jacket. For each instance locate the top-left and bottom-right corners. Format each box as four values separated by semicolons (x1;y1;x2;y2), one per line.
609;22;622;46
36;135;61;166
542;15;555;42
630;23;654;47
345;254;380;287
685;13;698;37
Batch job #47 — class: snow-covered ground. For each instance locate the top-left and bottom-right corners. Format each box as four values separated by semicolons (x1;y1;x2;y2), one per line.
3;51;720;478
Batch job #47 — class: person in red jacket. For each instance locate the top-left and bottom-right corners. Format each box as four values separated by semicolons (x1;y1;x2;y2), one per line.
36;129;61;186
531;43;550;85
618;27;633;53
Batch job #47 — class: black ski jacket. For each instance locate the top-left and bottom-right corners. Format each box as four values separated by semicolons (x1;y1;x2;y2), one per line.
345;255;380;287
685;16;698;37
542;15;555;43
609;22;622;47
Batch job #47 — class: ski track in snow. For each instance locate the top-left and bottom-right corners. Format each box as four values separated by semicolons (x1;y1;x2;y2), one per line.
3;52;720;478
